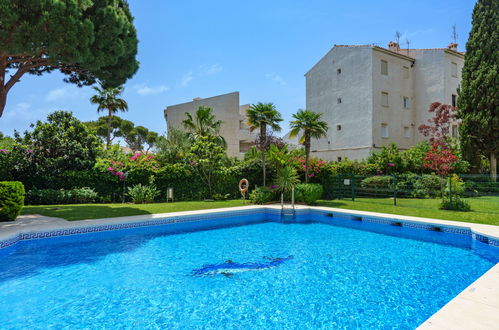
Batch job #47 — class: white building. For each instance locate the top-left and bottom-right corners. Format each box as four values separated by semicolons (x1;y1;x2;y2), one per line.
164;92;257;159
305;42;464;161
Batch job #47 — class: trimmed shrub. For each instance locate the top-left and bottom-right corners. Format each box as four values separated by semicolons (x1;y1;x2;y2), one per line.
295;183;323;205
411;174;445;198
26;187;99;205
359;176;393;197
0;181;25;221
249;186;274;204
440;198;471;211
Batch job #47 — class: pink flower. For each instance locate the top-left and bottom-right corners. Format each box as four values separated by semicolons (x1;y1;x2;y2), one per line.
0;149;8;155
115;171;122;176
387;162;395;167
130;153;140;161
107;167;114;172
147;155;153;159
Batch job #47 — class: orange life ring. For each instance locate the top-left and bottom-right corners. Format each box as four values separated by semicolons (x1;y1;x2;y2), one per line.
238;179;249;193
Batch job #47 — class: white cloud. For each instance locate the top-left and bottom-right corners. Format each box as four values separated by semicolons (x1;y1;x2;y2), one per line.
45;86;84;102
201;63;223;76
46;87;68;101
180;71;193;87
5;102;49;121
265;73;287;86
134;84;170;96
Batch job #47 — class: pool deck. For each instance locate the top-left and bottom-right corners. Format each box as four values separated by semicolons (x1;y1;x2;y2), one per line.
1;205;499;329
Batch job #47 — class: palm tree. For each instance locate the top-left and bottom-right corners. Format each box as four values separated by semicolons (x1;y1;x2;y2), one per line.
90;85;128;148
246;102;283;186
289;109;328;182
182;106;226;147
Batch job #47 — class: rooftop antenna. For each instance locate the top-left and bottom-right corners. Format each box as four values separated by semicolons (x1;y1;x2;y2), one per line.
395;31;402;45
451;24;458;44
405;39;410;55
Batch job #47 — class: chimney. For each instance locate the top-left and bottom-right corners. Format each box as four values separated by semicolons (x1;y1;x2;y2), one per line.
447;43;458;51
192;97;202;101
388;41;400;52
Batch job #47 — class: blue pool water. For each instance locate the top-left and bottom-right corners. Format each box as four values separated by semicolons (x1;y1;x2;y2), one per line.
0;214;497;329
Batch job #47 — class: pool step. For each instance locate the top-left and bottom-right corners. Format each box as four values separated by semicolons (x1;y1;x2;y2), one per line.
281;208;296;217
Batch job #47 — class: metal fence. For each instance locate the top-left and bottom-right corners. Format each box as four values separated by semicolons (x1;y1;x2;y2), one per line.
322;174;499;214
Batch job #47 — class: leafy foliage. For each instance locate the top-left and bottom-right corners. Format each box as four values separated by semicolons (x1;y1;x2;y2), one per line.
8;111;100;189
127;183;160;204
457;0;499;176
26;187;99;205
249;186;274;204
246;102;283;186
182;106;226;147
0;0;139;117
274;166;299;194
0;181;25;221
295;183;323;205
289;109;328;182
90;85;128;147
85;115;132;146
187;136;226;198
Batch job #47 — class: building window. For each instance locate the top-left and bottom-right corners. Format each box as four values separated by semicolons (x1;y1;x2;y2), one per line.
381;60;388;75
337;157;342;162
381;124;389;138
337;98;342;104
451;62;458;78
381;92;389;107
403;66;409;79
403;126;411;138
452;125;459;138
239;141;252;153
337;68;342;75
403;96;411;109
336;124;342;131
452;94;457;107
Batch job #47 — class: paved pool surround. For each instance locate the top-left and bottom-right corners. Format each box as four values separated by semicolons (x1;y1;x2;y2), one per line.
1;205;498;329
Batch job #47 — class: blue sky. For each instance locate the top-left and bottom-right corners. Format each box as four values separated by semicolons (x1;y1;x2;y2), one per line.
0;0;476;137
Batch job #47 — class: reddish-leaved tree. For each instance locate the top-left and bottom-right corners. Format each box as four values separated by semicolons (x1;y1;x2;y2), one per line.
419;102;460;176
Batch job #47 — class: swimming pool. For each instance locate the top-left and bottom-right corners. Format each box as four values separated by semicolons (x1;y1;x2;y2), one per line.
0;209;498;329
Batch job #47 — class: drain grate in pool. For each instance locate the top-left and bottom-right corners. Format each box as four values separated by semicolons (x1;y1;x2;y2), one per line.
191;256;294;277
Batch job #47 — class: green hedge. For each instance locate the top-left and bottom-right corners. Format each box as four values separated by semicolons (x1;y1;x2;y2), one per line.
249;186;274;204
295;183;323;205
25;187;99;205
0;181;25;221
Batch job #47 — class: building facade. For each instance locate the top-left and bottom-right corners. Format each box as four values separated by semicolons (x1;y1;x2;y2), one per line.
164;92;257;159
305;43;464;161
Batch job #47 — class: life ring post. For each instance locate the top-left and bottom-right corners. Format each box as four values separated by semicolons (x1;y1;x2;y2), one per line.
238;179;249;202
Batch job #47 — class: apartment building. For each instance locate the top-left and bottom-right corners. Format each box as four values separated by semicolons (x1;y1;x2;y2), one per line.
305;42;464;161
164;91;257;159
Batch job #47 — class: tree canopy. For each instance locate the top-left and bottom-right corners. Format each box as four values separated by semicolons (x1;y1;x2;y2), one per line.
289;109;328;182
246;102;282;186
0;0;139;117
457;0;498;178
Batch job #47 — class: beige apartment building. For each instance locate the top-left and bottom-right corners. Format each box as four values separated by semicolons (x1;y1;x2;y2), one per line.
164;92;257;159
305;42;464;161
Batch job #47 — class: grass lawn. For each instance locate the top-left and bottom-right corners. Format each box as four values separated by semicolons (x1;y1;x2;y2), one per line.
21;200;247;221
21;196;498;226
317;196;499;226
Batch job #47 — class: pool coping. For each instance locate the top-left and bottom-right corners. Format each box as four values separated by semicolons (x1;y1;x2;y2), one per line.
1;205;499;329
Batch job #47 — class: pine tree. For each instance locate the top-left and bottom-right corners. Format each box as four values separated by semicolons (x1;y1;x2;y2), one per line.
457;0;499;180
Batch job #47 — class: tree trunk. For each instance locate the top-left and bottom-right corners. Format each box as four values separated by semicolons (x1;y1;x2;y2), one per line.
261;124;266;186
491;152;497;182
0;56;7;118
304;135;310;183
106;109;112;148
0;89;6;118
